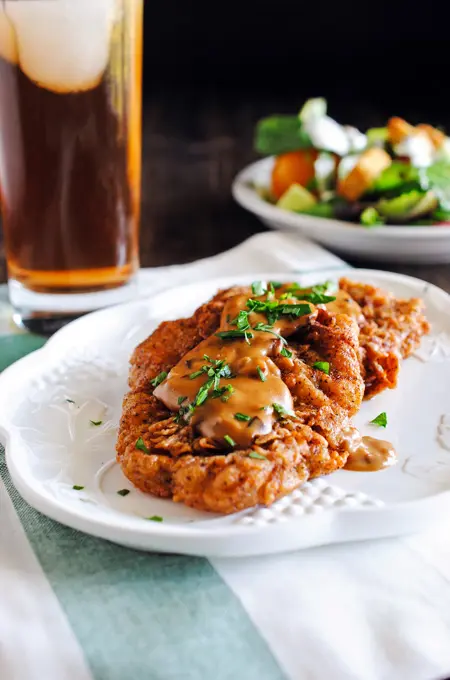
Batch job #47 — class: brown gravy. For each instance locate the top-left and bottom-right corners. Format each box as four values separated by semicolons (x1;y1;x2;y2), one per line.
323;290;364;323
154;281;396;462
344;436;397;472
154;287;318;447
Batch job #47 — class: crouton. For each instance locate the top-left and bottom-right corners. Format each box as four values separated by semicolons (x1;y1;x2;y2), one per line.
387;117;416;145
338;148;392;202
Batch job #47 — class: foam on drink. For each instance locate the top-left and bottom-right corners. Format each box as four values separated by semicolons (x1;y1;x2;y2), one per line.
0;9;17;63
2;0;117;92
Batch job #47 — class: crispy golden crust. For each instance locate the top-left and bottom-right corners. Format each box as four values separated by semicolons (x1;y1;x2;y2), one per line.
117;288;364;514
339;278;430;398
117;280;429;512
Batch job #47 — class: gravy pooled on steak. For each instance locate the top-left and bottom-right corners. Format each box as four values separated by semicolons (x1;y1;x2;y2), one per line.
154;287;317;447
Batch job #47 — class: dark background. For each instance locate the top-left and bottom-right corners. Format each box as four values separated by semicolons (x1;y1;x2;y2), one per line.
135;3;450;272
1;3;449;282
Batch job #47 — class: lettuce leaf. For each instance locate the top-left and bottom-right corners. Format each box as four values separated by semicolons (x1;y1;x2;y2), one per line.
255;116;312;156
423;161;450;210
373;162;419;194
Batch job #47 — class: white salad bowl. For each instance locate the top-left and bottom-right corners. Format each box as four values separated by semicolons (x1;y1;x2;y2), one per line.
233;158;450;264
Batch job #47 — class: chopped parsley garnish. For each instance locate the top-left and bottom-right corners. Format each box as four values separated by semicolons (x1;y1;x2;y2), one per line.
147;515;163;522
216;329;254;343
313;361;330;375
136;437;151;454
302;292;336;304
269;281;283;289
251;280;266;296
277;303;313;317
370;412;388;428
280;347;293;358
175;403;193;424
272;403;294;418
66;398;76;404
150;371;168;388
247;298;278;312
230;309;251;331
247;298;311;325
284;290;335;304
189;357;232;382
189;369;205;379
89;420;102;426
73;485;84;491
257;366;266;382
253;322;287;344
195;383;210;406
313;281;334;294
224;434;236;447
283;281;336;305
249;451;268;460
211;384;235;402
177;358;234;423
234;412;251;422
117;489;130;497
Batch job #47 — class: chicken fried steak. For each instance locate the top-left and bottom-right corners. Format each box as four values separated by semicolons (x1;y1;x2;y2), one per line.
339;278;430;398
117;279;429;513
117;283;364;514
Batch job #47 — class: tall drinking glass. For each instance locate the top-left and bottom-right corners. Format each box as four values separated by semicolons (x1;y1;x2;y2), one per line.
0;0;143;333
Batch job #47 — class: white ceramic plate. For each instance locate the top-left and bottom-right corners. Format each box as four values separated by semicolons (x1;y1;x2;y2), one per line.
232;158;450;264
1;269;450;557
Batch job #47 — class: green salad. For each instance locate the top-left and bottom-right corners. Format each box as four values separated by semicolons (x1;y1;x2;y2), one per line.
254;98;450;226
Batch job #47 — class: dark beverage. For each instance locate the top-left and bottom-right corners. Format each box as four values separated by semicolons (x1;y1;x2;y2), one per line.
0;0;142;302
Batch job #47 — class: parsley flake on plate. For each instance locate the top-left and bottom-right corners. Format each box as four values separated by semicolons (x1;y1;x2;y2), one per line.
370;412;388;428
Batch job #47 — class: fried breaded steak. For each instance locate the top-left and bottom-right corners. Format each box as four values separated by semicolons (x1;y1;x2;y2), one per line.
339;278;430;398
117;287;364;514
117;279;429;513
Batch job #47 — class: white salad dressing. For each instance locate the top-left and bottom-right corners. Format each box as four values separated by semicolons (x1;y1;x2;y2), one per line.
344;126;368;152
395;134;435;168
305;116;350;156
305;116;367;158
314;152;336;193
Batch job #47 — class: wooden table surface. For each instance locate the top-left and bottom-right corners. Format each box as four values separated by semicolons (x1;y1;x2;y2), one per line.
1;90;449;291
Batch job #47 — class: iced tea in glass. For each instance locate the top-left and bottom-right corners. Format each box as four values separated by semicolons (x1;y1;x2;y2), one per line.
0;0;143;332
